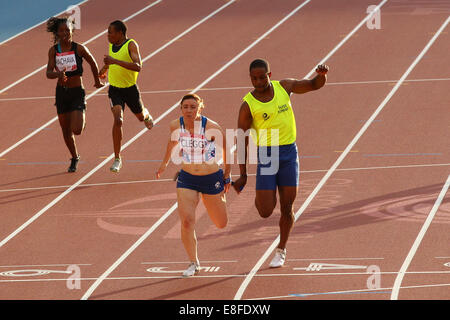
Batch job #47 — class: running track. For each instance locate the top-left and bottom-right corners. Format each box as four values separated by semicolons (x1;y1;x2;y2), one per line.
0;0;449;300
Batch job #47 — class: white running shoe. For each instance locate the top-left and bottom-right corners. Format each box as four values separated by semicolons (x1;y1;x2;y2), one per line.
144;113;154;130
269;248;286;268
110;157;122;173
183;262;200;277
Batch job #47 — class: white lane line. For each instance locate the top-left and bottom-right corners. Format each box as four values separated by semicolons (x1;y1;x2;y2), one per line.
0;263;91;268
1;162;449;194
141;260;238;264
233;0;390;300
2;77;449;102
248;283;450;300
0;0;242;159
80;0;313;300
1;272;450;283
287;257;384;261
0;0;163;158
0;0;161;95
391;174;450;300
327;162;450;172
325;77;450;86
0;178;173;193
304;0;386;79
81;146;236;299
235;5;450;302
0;0;89;46
0;0;237;249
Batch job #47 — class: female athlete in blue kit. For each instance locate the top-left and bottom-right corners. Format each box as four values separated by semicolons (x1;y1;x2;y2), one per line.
156;93;232;277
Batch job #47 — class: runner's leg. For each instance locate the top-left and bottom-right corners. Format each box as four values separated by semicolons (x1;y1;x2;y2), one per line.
202;192;228;229
58;113;78;158
111;105;123;159
277;185;297;250
255;189;277;218
70;109;85;135
177;187;201;264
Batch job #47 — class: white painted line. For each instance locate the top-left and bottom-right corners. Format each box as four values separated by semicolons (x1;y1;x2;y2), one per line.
235;12;450;302
234;0;390;300
0;95;60;102
303;0;385;79
0;0;163;158
0;0;161;96
329;162;450;173
0;178;174;193
0;0;237;250
288;257;384;261
0;269;73;277
0;263;91;268
265;271;450;276
0;0;89;46
294;262;368;271
3;77;449;102
391;174;450;300
325;77;450;86
141;260;238;264
80;0;313;300
248;283;450;301
436;257;450;259
80;203;178;298
1;162;449;194
1;272;450;283
0;117;61;158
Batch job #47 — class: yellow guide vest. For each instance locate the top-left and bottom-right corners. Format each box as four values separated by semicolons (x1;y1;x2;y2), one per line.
243;80;296;146
108;39;139;88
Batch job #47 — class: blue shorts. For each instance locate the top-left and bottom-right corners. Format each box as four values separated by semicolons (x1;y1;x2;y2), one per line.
256;143;299;190
176;169;224;195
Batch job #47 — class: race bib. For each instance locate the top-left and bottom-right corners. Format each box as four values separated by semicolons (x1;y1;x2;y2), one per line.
55;51;77;72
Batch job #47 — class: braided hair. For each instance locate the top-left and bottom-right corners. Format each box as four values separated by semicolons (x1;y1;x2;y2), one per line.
46;16;75;44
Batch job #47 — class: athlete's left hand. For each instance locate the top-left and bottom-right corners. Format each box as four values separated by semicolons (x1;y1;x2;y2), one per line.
104;55;116;66
156;166;165;179
316;64;329;75
94;81;105;88
99;65;108;79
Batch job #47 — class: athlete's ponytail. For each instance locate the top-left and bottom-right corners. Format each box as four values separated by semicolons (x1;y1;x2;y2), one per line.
46;16;74;44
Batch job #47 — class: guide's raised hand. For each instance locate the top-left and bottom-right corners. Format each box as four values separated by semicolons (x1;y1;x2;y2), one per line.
315;64;329;75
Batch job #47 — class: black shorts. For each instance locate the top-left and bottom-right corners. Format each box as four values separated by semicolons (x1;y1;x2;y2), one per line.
55;86;86;114
108;84;144;114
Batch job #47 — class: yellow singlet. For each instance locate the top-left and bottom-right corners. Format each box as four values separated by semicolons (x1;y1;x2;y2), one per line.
243;80;296;146
108;39;139;88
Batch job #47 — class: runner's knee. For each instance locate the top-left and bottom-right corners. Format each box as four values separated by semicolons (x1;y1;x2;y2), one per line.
181;216;195;230
255;194;276;218
255;200;275;218
280;203;294;216
61;126;73;137
113;116;123;127
136;113;145;122
215;216;228;229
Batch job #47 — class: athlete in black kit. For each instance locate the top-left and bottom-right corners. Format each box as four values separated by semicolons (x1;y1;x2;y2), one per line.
45;17;104;172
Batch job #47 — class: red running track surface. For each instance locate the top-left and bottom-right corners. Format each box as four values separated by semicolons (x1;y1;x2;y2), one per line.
0;0;448;300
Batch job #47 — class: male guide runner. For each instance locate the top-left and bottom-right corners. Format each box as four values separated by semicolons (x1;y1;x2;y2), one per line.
233;58;329;267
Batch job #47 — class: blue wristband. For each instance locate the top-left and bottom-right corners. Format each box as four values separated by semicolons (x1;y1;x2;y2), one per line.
224;177;231;184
